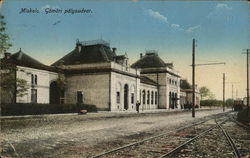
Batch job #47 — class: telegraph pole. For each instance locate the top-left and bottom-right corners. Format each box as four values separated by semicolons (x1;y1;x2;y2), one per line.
192;39;195;118
247;49;249;116
243;49;250;117
232;84;234;101
190;39;225;117
223;73;225;112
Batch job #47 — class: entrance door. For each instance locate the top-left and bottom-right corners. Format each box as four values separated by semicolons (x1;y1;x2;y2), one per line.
124;84;129;110
50;81;60;104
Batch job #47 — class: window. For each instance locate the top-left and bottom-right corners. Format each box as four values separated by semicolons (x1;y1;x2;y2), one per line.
142;90;145;104
147;90;150;104
31;74;34;84
155;92;158;104
35;75;37;85
131;93;134;104
116;92;120;104
31;74;37;85
151;91;154;104
140;90;141;103
77;91;83;104
31;89;37;103
169;79;171;84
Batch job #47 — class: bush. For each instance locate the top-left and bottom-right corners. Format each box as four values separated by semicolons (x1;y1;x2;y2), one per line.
1;103;97;116
237;108;250;125
200;99;223;107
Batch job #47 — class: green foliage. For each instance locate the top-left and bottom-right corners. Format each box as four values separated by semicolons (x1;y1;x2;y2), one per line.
0;61;16;89
199;86;215;100
180;79;191;89
1;103;97;116
0;13;12;54
200;99;223;107
16;78;29;97
0;61;29;101
237;109;250;125
225;98;234;107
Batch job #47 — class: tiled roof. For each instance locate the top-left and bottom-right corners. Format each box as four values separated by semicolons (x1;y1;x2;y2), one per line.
52;43;117;66
131;52;167;69
140;76;157;86
1;49;57;72
114;55;126;60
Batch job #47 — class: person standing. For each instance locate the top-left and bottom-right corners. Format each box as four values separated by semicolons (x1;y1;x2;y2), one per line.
136;101;141;113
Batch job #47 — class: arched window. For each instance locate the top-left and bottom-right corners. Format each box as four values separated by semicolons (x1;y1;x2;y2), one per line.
116;92;120;104
155;92;157;104
169;92;172;108
147;90;150;104
131;85;135;104
116;83;122;104
151;91;154;104
142;90;146;104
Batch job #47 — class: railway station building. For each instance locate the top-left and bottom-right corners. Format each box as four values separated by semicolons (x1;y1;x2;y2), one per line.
1;40;187;111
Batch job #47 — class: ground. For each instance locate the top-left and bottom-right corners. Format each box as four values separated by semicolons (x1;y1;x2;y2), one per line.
1;108;227;158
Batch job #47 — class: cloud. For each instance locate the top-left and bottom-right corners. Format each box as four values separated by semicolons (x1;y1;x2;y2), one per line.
171;23;200;33
216;4;232;10
185;25;201;33
147;9;168;23
171;24;184;31
208;3;232;18
146;9;200;33
171;24;180;28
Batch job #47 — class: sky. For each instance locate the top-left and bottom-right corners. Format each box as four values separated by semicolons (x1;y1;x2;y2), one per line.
0;0;249;100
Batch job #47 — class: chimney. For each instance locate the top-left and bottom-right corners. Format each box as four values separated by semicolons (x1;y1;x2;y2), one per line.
112;48;117;54
4;52;11;59
76;42;82;53
140;53;143;59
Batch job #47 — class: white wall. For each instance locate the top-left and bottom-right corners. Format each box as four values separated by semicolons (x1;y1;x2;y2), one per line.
166;74;181;109
111;72;139;111
16;66;58;103
140;83;158;111
65;73;110;110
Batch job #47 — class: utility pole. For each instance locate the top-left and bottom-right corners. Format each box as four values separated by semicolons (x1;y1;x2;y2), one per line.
225;82;239;109
236;89;238;99
243;49;250;117
190;39;225;117
247;49;249;116
192;39;195;118
223;73;225;112
232;84;234;101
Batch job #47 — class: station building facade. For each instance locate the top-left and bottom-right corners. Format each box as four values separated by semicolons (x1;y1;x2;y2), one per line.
1;40;184;111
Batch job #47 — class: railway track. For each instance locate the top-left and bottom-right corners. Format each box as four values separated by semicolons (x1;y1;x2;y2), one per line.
92;112;231;158
221;117;250;158
161;114;250;158
216;119;241;158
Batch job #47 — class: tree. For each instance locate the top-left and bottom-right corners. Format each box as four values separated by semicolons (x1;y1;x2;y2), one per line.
0;13;12;55
225;99;234;108
0;13;28;103
16;78;29;97
199;86;214;100
180;79;191;89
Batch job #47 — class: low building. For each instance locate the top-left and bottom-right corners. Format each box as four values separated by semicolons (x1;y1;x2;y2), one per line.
131;51;181;109
1;40;186;112
180;88;201;108
0;49;58;104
